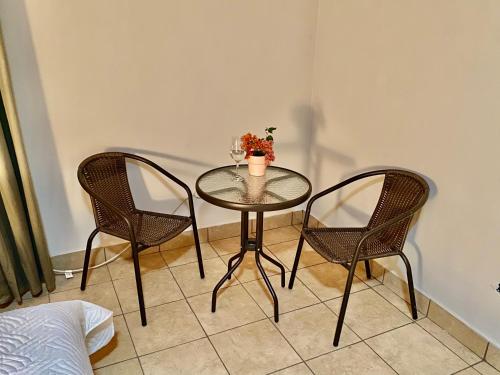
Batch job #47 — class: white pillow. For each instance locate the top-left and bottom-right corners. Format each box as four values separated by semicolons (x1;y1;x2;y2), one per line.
0;300;114;374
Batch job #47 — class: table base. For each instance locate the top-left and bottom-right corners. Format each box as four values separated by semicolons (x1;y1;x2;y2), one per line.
211;211;286;322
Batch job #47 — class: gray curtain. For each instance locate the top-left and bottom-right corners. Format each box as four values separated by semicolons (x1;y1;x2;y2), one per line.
0;27;55;305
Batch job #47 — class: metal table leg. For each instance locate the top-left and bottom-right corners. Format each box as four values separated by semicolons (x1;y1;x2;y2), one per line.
211;211;286;322
254;212;283;322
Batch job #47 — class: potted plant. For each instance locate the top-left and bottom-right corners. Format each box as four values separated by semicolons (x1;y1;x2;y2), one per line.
241;127;276;176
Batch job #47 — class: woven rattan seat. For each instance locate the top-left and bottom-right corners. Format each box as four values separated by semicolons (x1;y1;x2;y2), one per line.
78;152;205;326
288;169;429;347
302;227;397;263
100;210;192;247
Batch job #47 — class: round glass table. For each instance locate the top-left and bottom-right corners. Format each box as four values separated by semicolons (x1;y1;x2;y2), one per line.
196;165;312;322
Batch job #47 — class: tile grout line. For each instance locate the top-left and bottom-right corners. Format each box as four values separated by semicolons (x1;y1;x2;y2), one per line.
423;305;489;362
416;321;482;367
105;274;418;359
484;342;490;360
165;256;235;374
291;272;370;309
295;220;488;371
240;272;321;319
96;310;481;375
370;283;424;320
13;226;335;371
237;272;308;374
207;226;336;373
321;296;422;346
100;247;215;371
228;237;394;375
168;256;232;375
356;320;416;343
266;362;308;375
105;265;145;375
207;314;270;340
450;365;471;375
228;247;289;285
362;263;472;353
135;336;217;365
149;222;488;374
359;318;469;375
348;280;414;375
360;340;402;375
29;219;486;374
94;357;142;373
206;234;306;374
211;240;317;375
53;231;430;354
314;293;403;374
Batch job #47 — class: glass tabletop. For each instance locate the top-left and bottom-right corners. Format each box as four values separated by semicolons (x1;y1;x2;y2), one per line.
195;165;312;212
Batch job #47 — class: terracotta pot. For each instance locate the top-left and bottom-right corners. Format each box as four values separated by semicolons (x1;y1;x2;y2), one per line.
248;155;267;176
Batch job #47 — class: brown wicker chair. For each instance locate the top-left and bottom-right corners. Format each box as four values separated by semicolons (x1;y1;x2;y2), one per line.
288;169;429;346
78;152;205;326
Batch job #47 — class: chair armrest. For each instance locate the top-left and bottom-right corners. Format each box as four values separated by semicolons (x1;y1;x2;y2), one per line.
125;154;196;217
303;170;388;228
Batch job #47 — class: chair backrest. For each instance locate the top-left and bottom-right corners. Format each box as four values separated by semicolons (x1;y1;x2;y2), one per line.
367;170;429;251
78;152;136;228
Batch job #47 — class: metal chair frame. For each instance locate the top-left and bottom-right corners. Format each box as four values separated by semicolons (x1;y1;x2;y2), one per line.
78;152;205;326
288;169;429;346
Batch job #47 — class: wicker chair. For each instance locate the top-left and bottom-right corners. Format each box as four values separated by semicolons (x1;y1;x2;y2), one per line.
78;152;205;326
288;169;429;346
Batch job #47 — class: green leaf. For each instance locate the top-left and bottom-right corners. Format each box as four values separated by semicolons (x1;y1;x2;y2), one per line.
267;127;277;133
266;135;274;141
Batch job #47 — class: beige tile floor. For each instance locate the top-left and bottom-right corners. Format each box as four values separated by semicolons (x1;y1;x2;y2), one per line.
2;225;498;375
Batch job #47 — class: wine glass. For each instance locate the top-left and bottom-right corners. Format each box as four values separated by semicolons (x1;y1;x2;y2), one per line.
230;136;245;181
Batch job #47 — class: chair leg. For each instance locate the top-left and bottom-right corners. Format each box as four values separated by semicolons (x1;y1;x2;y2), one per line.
364;260;372;279
131;242;147;326
333;262;357;347
288;235;305;289
80;228;100;291
191;220;205;279
399;252;418;319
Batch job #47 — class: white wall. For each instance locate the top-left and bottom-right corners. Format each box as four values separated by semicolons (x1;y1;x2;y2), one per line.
0;0;318;255
311;0;500;345
2;0;499;347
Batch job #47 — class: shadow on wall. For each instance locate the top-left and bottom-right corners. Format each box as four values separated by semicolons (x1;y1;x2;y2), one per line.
5;2;74;253
403;173;436;283
288;102;437;284
286;104;356;190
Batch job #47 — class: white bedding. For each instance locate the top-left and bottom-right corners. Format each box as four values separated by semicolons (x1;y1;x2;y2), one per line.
0;300;114;375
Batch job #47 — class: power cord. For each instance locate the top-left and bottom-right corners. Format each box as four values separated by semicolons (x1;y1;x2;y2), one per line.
52;244;131;276
53;197;191;277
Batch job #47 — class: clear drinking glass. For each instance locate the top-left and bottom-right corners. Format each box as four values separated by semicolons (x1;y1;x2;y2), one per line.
230;136;245;181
